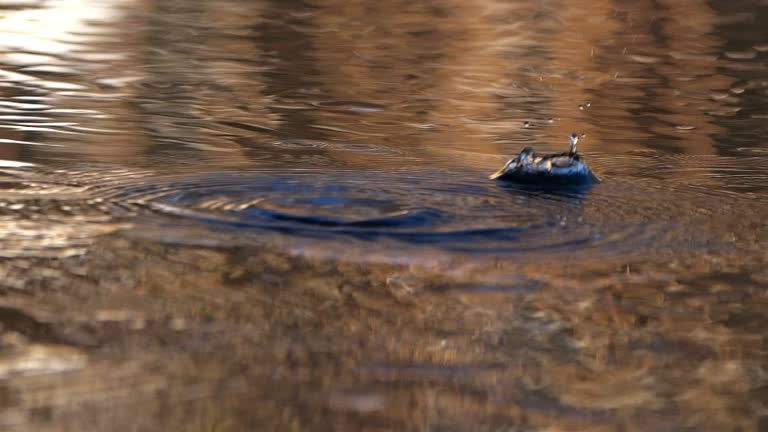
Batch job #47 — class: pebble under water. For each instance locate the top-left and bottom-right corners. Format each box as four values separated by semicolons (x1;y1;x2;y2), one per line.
0;0;766;431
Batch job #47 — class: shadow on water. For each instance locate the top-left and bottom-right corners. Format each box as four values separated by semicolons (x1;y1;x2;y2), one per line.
495;180;596;198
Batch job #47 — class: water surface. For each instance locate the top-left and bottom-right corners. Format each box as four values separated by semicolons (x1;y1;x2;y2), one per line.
0;0;766;430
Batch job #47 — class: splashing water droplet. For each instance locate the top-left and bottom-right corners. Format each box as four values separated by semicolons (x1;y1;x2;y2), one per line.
724;50;757;59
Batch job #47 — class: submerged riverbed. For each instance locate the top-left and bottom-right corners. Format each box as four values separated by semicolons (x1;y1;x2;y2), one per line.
0;0;766;430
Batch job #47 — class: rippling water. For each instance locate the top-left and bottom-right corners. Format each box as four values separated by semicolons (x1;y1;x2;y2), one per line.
0;0;766;430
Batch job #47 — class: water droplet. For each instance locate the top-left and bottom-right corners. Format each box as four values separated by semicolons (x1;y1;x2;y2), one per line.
675;125;695;131
578;105;584;110
629;54;660;64
724;50;757;60
547;118;554;123
0;160;34;167
523;121;531;128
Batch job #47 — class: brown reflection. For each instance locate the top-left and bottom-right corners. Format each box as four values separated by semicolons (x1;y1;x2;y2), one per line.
303;0;553;167
130;0;261;167
587;0;733;159
282;0;729;170
0;235;764;431
0;0;153;164
0;0;744;170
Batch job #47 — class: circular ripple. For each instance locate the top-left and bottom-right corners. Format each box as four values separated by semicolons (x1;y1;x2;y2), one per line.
93;168;685;258
4;164;762;265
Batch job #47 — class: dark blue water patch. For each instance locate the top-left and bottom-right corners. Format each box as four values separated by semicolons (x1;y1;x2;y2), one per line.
146;200;556;248
130;169;597;253
241;206;444;229
496;180;597;194
108;168;750;258
142;207;599;256
188;214;546;247
492;170;599;188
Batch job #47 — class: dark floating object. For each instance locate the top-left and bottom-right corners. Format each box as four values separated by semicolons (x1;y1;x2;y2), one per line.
490;133;599;186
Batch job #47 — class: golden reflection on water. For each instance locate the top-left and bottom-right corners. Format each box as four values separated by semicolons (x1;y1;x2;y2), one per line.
0;0;765;431
0;0;756;170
